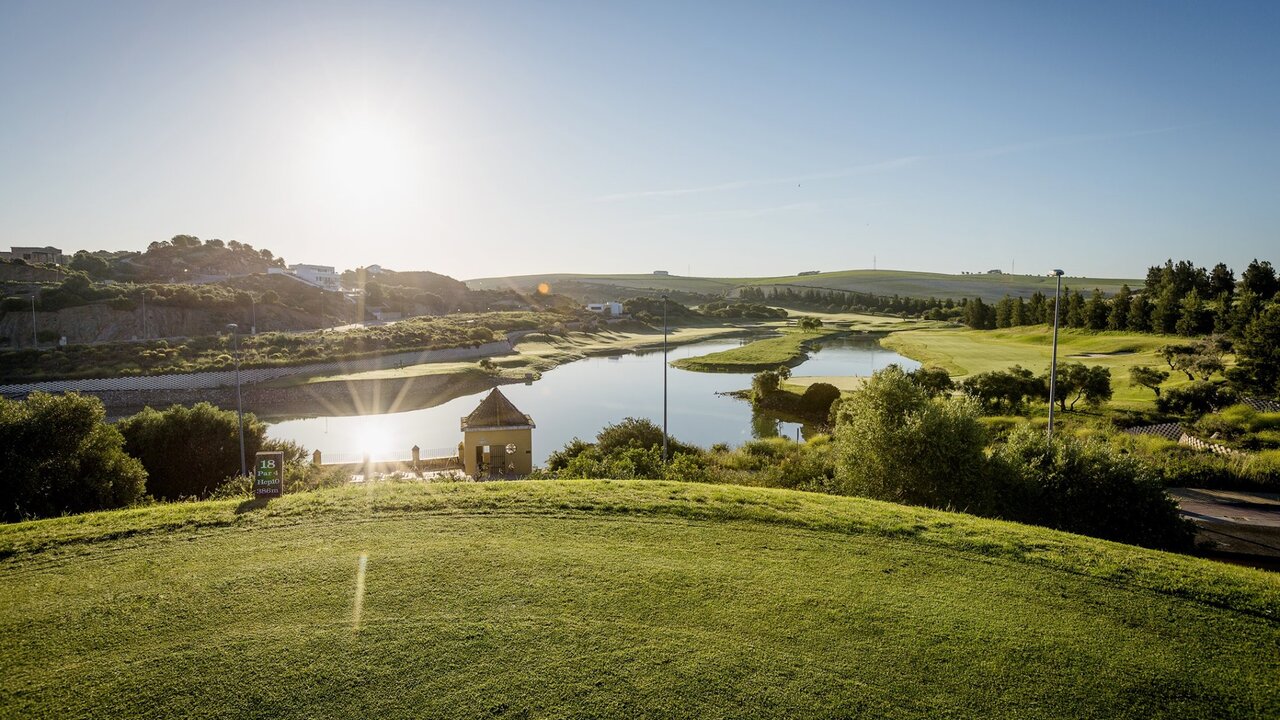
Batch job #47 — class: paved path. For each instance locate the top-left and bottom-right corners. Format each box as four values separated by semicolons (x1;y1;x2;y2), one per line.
1170;488;1280;562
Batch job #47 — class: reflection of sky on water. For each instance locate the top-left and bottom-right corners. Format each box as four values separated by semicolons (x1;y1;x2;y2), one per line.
267;336;917;465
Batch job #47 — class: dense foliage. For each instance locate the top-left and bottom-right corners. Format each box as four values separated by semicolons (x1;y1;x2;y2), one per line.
117;403;267;499
0;392;146;520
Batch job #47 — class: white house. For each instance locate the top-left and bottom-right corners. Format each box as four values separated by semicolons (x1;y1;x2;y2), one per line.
586;301;624;316
288;264;341;291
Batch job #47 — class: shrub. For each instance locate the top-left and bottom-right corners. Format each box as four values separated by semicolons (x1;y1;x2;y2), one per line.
595;417;698;456
799;382;841;417
907;366;954;398
993;426;1195;550
0;392;146;520
1156;381;1237;418
117;402;266;499
832;366;993;513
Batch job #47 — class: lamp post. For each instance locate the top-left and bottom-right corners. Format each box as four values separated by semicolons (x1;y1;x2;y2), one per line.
31;295;37;347
1047;269;1064;439
227;323;247;477
661;294;669;464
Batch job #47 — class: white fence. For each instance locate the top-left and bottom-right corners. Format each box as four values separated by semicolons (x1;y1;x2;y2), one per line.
0;340;512;395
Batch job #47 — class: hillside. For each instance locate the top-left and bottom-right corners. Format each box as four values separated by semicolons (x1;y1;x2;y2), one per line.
2;480;1276;719
467;269;1142;303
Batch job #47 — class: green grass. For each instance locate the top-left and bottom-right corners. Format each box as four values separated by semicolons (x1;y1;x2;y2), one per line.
672;329;840;372
1;480;1277;718
881;325;1208;409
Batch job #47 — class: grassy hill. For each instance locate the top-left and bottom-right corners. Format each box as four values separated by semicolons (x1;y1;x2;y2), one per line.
467;269;1142;303
2;480;1277;719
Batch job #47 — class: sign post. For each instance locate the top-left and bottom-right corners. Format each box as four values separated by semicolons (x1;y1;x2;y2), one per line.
254;451;284;499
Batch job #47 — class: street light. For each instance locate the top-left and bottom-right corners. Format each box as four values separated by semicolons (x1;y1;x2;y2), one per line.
661;294;669;464
31;295;37;347
1047;270;1064;439
227;323;247;477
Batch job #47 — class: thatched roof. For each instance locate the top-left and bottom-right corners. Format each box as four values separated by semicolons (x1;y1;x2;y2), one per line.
461;388;534;430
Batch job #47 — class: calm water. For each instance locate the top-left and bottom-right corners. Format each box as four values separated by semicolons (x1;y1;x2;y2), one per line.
267;334;918;464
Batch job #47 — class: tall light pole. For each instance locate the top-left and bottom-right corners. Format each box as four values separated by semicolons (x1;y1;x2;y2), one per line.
1047;269;1064;439
661;294;669;464
31;295;37;347
227;323;247;477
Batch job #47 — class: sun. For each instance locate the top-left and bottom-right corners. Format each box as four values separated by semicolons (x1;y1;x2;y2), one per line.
305;109;424;206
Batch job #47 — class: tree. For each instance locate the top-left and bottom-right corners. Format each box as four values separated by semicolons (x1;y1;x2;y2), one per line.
1128;366;1169;398
117;403;266;499
1107;285;1131;330
964;297;994;329
832;366;993;513
1229;303;1280;397
1065;290;1085;328
1175;288;1211;336
1126;292;1151;332
69;251;110;279
960;366;1044;412
1208;262;1235;298
0;393;146;521
751;369;781;400
907;366;954;398
1240;259;1278;300
1084;289;1109;330
1048;362;1111;411
1156;381;1237;417
1150;287;1180;334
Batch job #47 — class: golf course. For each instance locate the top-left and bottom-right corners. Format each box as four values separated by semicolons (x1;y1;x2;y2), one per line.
3;480;1276;719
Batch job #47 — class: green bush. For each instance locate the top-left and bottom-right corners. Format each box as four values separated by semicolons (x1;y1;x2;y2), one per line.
0;392;146;521
992;426;1194;550
117;403;266;499
799;382;841;417
832;366;994;513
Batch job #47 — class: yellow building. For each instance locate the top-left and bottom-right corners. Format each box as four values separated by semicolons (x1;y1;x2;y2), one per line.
460;388;535;477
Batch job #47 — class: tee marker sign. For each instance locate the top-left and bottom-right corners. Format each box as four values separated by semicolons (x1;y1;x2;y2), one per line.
254;451;284;498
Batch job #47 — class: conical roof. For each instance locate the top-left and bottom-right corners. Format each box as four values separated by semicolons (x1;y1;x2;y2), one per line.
461;388;535;430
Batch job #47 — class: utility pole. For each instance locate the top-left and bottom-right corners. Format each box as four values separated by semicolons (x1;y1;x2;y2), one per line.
31;295;37;347
1047;269;1064;439
661;294;669;464
227;324;247;477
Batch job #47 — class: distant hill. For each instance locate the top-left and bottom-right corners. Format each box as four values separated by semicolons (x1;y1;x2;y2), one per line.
467;269;1142;303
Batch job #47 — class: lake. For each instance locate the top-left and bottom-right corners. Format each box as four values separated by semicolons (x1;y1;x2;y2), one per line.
266;334;919;465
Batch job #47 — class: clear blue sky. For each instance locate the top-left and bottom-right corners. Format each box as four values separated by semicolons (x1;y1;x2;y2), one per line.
1;1;1277;280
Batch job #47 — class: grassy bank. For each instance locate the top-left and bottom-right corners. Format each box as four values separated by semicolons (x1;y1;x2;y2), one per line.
881;326;1205;409
1;480;1276;718
672;329;841;372
284;324;753;390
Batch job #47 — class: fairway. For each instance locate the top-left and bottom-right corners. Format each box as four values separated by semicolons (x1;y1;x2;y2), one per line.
2;481;1277;719
881;326;1203;408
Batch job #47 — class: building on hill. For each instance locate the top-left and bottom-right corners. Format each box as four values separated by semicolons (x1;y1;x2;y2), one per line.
653;270;669;275
2;246;64;264
461;388;535;477
286;263;341;290
586;301;624;316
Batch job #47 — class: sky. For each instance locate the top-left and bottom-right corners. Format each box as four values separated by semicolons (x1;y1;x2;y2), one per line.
1;1;1277;281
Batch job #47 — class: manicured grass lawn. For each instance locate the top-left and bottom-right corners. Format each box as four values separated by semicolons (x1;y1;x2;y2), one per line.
881;326;1212;409
783;375;868;392
1;480;1277;719
672;329;841;372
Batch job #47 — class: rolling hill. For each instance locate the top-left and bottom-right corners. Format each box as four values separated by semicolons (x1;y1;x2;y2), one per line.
468;269;1142;303
2;480;1275;718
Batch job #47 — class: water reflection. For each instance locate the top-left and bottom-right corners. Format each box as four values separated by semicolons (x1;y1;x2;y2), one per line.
267;334;917;464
